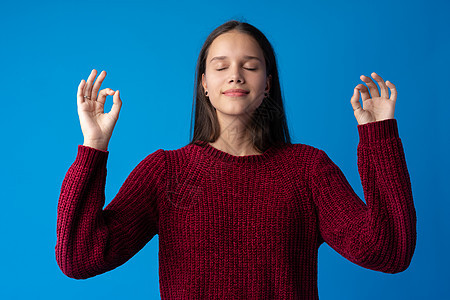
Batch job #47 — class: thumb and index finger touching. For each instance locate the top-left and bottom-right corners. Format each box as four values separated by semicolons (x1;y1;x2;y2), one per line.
77;69;122;118
350;72;397;112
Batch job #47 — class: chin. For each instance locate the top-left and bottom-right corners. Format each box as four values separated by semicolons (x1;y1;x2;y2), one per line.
223;103;259;116
220;98;262;113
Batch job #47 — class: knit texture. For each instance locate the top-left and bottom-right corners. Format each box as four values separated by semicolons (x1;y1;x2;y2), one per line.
55;118;416;299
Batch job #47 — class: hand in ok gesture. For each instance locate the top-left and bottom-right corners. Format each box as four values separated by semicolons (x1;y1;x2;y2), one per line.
350;72;397;125
77;69;122;151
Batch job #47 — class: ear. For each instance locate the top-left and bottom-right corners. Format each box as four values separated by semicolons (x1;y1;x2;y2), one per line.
202;73;207;90
265;74;272;93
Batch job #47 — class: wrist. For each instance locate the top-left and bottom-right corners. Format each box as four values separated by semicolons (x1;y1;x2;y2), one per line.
83;140;108;151
357;118;398;143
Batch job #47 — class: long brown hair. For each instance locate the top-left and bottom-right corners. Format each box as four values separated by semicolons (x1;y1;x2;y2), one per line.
189;20;291;152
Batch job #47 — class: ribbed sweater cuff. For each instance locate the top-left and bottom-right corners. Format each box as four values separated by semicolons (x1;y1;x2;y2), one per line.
74;145;109;169
357;119;399;143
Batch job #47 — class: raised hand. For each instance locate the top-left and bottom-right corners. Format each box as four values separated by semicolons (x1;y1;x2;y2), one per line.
350;72;396;125
77;69;122;151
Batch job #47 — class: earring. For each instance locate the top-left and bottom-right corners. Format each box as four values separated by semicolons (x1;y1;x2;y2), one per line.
205;91;209;96
264;92;268;98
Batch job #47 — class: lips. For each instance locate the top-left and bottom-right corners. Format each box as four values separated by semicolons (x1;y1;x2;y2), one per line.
223;89;249;96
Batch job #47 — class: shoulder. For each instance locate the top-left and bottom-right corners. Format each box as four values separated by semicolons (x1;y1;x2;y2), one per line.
135;148;166;172
150;143;200;176
276;143;338;173
160;143;195;163
142;148;166;161
270;143;325;176
140;142;193;164
276;142;324;161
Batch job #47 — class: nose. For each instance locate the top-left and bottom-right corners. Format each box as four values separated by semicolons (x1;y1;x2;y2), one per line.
228;65;244;84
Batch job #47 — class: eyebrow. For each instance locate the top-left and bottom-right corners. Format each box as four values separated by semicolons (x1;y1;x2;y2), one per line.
209;55;262;63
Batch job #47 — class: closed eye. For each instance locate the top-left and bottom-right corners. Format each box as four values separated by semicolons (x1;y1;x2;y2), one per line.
216;67;258;71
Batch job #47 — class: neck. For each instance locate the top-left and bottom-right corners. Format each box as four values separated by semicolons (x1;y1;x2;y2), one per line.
210;114;261;156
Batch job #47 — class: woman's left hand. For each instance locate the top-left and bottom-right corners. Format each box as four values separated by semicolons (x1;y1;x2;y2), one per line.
350;72;396;125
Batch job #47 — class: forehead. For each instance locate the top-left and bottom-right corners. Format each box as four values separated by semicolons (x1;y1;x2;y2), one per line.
207;31;264;62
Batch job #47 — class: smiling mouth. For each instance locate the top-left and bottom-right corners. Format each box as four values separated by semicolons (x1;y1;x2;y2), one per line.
223;92;248;97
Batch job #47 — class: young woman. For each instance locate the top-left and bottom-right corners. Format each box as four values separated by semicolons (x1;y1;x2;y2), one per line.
56;20;416;299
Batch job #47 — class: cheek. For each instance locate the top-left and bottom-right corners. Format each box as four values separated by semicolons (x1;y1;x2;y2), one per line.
257;74;268;88
247;72;267;89
206;76;224;94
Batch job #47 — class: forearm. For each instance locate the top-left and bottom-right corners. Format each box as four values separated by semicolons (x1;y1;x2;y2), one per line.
55;145;112;279
356;119;416;273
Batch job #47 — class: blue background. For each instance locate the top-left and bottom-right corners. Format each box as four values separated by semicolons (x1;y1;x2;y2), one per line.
1;0;448;299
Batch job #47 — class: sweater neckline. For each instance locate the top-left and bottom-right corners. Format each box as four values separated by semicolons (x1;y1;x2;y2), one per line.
192;140;278;164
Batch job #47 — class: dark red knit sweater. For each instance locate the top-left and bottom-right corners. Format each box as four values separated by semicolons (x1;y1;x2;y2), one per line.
55;118;416;299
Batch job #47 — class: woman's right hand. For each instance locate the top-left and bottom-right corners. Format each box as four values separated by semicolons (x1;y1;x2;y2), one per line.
77;69;122;151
